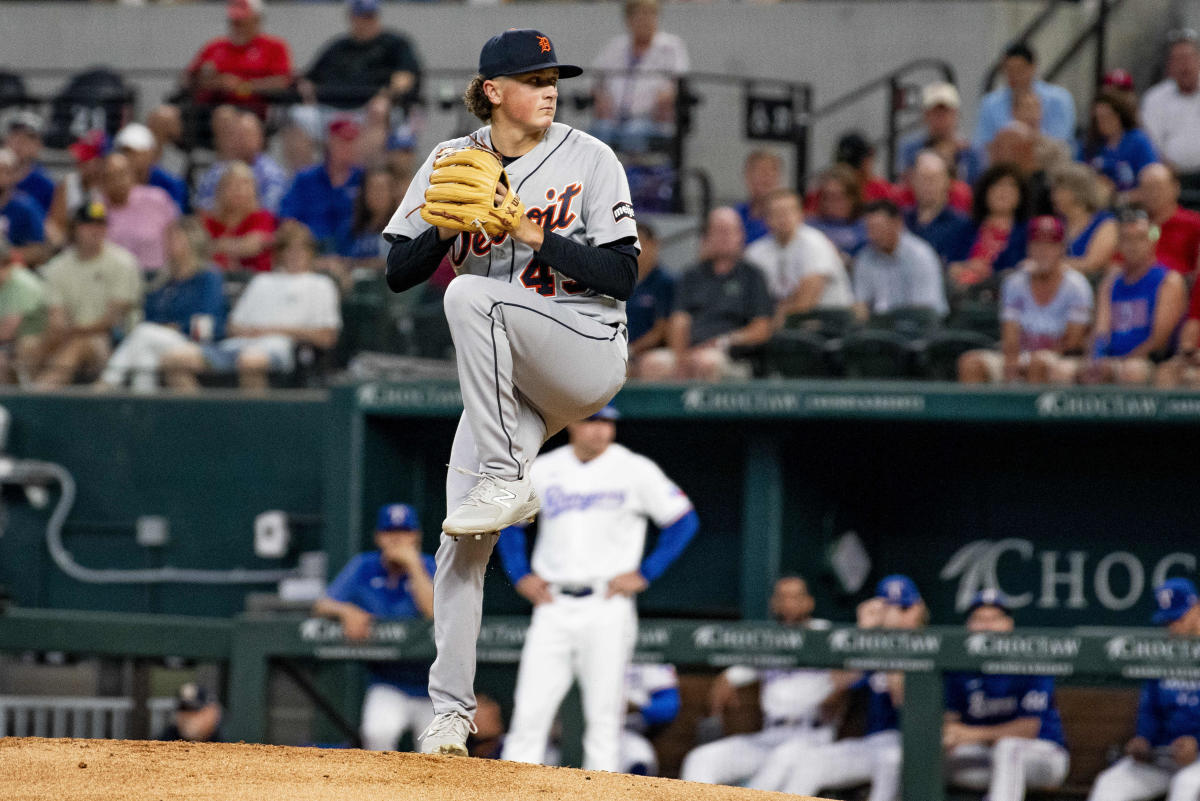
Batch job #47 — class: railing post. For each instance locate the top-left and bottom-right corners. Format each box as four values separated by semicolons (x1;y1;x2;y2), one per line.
1095;0;1109;92
886;77;902;182
795;83;812;192
670;77;690;213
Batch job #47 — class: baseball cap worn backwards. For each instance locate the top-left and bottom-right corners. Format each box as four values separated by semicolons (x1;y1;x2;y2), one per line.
478;29;582;81
876;574;921;607
377;503;420;533
1153;577;1198;624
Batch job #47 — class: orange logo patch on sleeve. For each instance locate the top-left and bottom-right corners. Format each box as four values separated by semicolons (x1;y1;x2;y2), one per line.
537;36;552;53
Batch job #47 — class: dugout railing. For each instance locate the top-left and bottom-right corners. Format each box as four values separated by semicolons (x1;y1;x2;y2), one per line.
0;606;1196;801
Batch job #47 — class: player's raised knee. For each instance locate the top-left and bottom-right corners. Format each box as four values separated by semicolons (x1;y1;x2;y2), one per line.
442;273;491;317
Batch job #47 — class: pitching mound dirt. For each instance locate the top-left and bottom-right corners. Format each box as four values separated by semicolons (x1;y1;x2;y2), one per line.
0;737;824;800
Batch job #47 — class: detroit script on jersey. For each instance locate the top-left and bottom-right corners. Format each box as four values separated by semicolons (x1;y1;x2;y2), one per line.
385;123;639;328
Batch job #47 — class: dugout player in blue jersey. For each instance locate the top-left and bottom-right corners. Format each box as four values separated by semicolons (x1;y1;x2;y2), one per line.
312;502;436;751
1088;579;1200;801
943;590;1069;801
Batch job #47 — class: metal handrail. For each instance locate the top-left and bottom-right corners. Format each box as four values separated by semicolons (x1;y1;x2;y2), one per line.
1045;0;1130;91
979;0;1067;94
796;58;956;184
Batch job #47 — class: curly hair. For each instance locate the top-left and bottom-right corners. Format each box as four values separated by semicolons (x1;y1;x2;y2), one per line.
463;75;494;122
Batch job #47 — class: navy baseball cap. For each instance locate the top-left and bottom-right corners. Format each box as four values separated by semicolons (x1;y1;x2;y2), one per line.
587;404;620;422
876;574;921;607
376;503;420;532
967;588;1011;614
1153;578;1199;624
478;29;582;80
347;0;379;16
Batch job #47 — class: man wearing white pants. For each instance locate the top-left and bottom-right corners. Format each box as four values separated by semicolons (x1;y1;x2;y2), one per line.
312;503;436;751
1089;578;1200;801
761;575;927;801
495;406;699;771
680;576;836;787
943;590;1069;801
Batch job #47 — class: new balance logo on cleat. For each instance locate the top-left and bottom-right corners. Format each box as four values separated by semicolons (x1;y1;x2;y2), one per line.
443;468;540;536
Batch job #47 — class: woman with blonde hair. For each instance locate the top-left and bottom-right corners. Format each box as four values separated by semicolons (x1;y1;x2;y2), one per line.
1050;163;1117;277
97;216;226;392
202;161;276;272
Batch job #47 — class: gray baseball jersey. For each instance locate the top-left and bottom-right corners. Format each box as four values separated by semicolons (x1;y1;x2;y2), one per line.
384;122;639;326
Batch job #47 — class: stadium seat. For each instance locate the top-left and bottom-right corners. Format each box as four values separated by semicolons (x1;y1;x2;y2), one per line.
783;307;857;339
947;301;1001;340
867;306;941;339
839;328;917;378
408;302;455;361
761;329;834;378
920;329;997;381
43;67;135;149
0;71;32;111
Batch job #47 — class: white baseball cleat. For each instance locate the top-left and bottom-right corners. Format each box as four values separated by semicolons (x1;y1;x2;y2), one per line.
442;470;539;537
419;711;476;757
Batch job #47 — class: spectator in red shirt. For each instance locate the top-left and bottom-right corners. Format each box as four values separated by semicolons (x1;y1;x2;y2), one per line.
833;131;896;204
203;162;275;273
948;164;1030;290
184;0;293;116
1137;162;1200;277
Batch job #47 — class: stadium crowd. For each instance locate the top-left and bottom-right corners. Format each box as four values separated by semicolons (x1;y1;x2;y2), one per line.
0;0;1199;389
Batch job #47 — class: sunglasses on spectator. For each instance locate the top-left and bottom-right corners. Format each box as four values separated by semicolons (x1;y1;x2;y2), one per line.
1167;28;1199;44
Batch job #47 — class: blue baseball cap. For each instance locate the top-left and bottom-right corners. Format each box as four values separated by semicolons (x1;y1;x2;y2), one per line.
587;404;620;422
376;503;420;533
1153;578;1199;624
348;0;379;16
876;574;922;607
967;588;1011;614
478;29;582;81
386;125;416;152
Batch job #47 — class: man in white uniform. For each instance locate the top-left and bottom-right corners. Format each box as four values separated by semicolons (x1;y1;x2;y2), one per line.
679;576;836;786
743;188;853;322
495;405;699;771
621;661;680;775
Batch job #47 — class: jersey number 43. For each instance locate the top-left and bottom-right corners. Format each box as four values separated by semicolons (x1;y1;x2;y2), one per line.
520;258;584;297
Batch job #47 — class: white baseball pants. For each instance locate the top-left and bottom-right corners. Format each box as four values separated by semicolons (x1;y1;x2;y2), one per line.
501;593;637;772
680;723;834;787
1089;753;1200;801
776;729;903;801
359;683;435;752
946;737;1069;801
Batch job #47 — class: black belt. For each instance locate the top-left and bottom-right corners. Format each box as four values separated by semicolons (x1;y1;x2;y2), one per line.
767;717;821;729
556;584;595;598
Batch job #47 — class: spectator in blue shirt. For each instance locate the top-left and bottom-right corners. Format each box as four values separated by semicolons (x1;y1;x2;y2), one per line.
4;111;54;215
1078;88;1159;196
313;502;435;752
628;222;675;375
1087;579;1200;801
195;112;289;215
114;123;190;214
279;116;365;253
898;83;981;186
944;590;1069;801
975;43;1076;152
0;146;47;266
904;151;975;266
734;150;783;245
98;217;226;392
